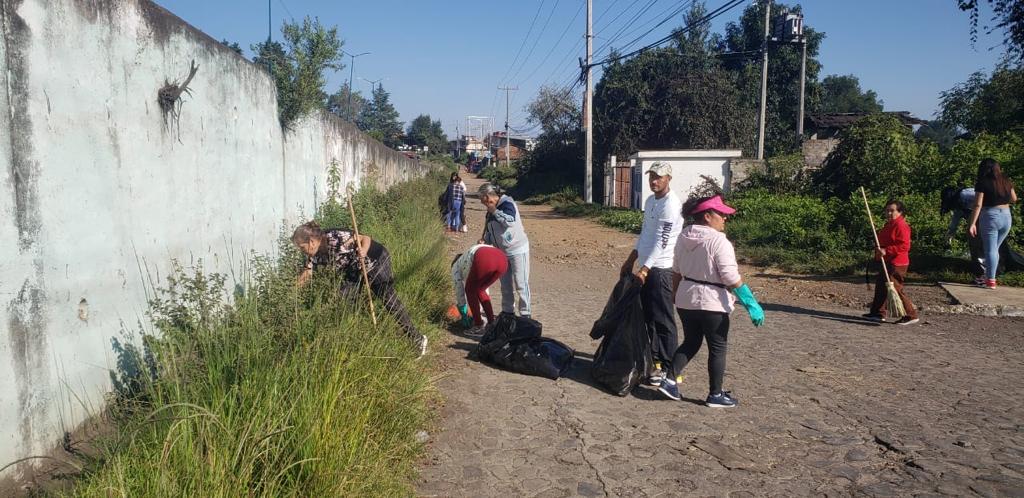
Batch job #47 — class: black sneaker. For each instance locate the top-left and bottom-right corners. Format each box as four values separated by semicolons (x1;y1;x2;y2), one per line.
861;312;884;323
658;377;681;401
896;317;920;326
706;391;738;408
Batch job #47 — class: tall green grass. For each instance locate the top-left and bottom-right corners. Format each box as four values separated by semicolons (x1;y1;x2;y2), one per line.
65;172;450;497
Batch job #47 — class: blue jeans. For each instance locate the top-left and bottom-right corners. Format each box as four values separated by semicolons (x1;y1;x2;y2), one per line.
447;200;463;230
979;207;1012;280
500;251;531;316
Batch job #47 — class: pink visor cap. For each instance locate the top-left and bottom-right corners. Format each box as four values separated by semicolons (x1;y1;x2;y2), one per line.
689;195;736;216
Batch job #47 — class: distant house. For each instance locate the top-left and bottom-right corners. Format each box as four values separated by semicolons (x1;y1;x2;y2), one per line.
486;131;528;162
802;112;926;168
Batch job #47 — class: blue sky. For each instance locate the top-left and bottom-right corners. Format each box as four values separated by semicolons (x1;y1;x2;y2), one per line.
156;0;1007;138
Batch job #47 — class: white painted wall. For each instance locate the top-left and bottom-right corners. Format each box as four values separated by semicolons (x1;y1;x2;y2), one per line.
629;150;743;210
0;0;427;482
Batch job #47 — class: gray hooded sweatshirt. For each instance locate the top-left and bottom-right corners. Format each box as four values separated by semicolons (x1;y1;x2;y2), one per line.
482;195;530;256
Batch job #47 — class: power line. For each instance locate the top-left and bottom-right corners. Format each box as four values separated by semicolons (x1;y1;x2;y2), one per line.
498;0;549;85
517;2;584;85
507;0;564;85
594;0;693;57
276;0;295;21
590;0;746;67
601;0;698;58
593;0;663;54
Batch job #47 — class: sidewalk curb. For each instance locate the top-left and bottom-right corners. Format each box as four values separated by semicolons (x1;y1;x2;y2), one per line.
919;303;1024;317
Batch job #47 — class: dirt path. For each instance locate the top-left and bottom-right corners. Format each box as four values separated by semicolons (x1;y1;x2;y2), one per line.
418;175;1024;497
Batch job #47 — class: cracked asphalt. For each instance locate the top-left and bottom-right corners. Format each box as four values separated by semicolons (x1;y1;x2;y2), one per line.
417;175;1024;497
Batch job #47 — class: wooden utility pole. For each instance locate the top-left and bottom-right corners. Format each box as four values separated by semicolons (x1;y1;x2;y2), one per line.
584;0;594;203
797;36;807;136
499;86;517;167
757;0;770;160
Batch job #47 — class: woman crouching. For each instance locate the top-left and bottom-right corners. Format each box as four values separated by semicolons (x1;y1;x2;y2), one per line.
292;221;428;358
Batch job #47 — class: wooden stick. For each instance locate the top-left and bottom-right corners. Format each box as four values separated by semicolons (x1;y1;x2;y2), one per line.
859;187;893;285
347;192;377;326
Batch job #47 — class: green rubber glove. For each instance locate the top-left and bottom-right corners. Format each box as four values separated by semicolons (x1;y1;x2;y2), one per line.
731;284;764;327
458;304;472;327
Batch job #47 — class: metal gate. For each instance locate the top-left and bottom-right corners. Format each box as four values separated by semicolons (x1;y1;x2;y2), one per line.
613;162;632;208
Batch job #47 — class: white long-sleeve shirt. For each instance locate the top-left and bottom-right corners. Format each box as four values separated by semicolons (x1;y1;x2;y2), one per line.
451;244;490;307
635;191;683;269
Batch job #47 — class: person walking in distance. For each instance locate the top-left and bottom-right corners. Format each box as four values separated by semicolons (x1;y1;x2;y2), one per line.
620;162;683;387
478;183;532;316
292;221;429;358
657;195;765;408
445;172;466;233
863;199;919;325
968;158;1018;289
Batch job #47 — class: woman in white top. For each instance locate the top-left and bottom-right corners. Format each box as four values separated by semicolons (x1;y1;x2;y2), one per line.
656;195;764;408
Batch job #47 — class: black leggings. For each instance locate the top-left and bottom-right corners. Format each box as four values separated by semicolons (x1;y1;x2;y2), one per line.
669;309;729;394
340;249;421;340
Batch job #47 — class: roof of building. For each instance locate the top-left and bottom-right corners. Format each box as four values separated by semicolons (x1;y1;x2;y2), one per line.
805;112;927;129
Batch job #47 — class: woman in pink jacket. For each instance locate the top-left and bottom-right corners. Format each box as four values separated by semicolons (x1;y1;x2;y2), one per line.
656;195;764;408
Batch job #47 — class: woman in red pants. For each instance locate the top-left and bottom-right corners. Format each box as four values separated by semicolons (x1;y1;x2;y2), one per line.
452;244;509;334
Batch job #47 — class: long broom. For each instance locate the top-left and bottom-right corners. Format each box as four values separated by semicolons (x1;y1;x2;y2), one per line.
859;187;906;320
347;190;378;326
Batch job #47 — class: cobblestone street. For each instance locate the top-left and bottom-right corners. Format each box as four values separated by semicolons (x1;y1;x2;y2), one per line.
418;176;1024;497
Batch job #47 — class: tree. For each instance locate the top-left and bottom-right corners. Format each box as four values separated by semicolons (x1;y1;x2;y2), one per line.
251;17;344;128
220;39;243;55
723;2;826;155
938;65;1024;134
812;114;936;198
358;85;404;148
326;82;367;122
405;114;448;153
958;0;1024;62
593;46;751;162
816;74;883;114
915;120;960;150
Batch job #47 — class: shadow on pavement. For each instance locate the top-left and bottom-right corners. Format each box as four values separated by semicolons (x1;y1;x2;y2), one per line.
630;384;705;406
761;302;882;327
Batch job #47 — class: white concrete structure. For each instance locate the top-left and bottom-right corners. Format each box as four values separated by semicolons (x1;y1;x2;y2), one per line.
0;0;427;483
629;150;743;210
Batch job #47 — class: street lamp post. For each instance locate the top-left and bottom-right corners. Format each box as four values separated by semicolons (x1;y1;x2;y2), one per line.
342;50;370;121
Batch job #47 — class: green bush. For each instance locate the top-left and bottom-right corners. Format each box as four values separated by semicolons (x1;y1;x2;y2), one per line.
68;174;449;496
477;164;518;191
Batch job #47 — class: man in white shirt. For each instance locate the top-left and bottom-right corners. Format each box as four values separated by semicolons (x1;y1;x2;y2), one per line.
619;161;684;386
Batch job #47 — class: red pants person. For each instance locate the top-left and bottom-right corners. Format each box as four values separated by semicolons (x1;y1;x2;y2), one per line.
465;246;509;326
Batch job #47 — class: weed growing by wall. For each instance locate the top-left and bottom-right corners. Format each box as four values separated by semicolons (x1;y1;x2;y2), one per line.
65;173;449;496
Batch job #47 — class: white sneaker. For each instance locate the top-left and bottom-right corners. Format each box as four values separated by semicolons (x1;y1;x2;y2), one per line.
415;335;428;359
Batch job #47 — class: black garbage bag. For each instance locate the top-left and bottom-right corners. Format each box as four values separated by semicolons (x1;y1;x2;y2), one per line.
487;337;575;380
590;275;652;396
1000;240;1024;271
476;312;542;359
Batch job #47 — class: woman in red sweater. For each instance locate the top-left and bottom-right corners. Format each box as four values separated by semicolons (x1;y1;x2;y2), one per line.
864;199;919;325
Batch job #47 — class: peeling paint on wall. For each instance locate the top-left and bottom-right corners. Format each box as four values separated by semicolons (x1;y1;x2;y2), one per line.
6;274;50;477
2;0;43;252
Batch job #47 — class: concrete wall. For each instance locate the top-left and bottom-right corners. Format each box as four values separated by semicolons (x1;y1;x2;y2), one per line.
802;138;839;169
629;150;743;210
0;0;426;481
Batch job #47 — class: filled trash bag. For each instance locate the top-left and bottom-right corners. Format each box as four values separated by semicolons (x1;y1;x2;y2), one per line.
590;275;653;396
475;313;571;380
486;337;575;380
476;312;542;359
1001;240;1024;271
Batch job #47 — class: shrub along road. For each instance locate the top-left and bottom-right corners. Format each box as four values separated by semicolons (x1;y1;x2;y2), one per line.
418;174;1024;497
